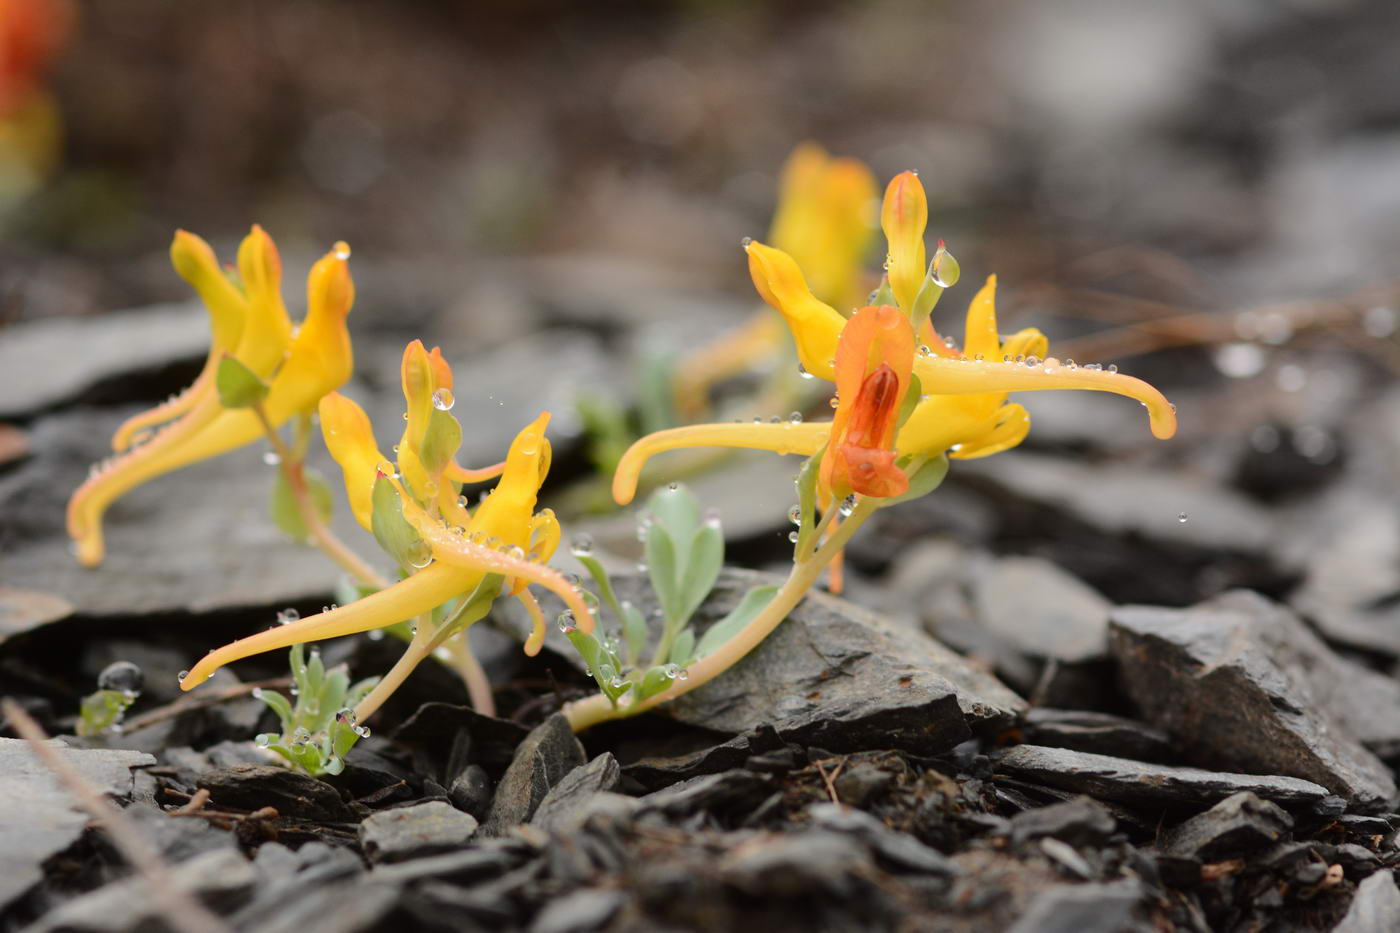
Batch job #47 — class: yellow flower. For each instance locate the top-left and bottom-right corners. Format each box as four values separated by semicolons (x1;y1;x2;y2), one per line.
66;227;355;567
674;143;877;417
177;342;596;689
613;171;1178;507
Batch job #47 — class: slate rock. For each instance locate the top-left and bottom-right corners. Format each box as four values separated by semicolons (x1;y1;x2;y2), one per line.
0;302;207;419
391;701;528;780
1110;590;1398;809
448;764;493;820
638;769;773;821
25;847;255;933
971;556;1113;663
623;724;786;791
197;764;356;822
235;880;406;933
1007;878;1143;933
1022;708;1176;763
831;762;897;807
480;714;585;835
528;888;628;933
995;745;1332;807
530;753;622;833
807;802;956;875
1334;869;1400;933
0;738;154;911
359;800;479;863
1010;797;1118;848
1160;791;1293;860
0;407;372;617
368;838;533;887
509;569;1024;756
720;830;875;898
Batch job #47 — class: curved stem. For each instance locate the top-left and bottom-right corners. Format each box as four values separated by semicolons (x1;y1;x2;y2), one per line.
353;621;433;724
443;632;495;717
563;497;878;732
252;403;389;590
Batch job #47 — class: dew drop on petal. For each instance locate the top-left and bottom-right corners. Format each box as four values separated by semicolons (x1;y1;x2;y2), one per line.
262;450;281;466
570;533;594;556
277;608;300;625
432;388;455;411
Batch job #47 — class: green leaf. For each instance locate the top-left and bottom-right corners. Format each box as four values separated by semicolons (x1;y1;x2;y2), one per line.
576;394;632;476
254;688;295;734
648;484;702;558
619;600;649;668
645;521;680;624
574;552;624;620
371;475;431;569
896;373;923;428
215;354;270;409
270;468;334;542
868;275;896;309
637;353;679;435
418;408;463;476
674;523;723;627
635;665;674;701
793;447;825;555
696;584;780;658
75;689;134;737
667;628;696;667
880;455;950;506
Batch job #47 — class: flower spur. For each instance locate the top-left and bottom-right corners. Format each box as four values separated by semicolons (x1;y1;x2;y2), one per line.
178;341;597;722
66;227;355;567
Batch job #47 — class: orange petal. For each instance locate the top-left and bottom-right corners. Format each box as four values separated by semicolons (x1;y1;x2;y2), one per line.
880;171;928;313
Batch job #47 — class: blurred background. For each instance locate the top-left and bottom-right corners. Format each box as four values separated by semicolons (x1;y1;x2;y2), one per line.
4;0;1400;339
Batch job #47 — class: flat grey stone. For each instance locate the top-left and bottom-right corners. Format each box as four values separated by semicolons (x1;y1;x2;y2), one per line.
638;770;772;819
1159;791;1292;860
1008;879;1143;933
961;451;1275;553
506;569;1025;756
480;714;585;836
719;830;874;897
0;738;154;911
1334;869;1400;933
994;745;1332;807
528;888;628;933
1022;709;1175;763
359;800;479;863
1109;590;1398;809
197;764;356;823
0;303;207;419
806;802;956;875
530;753;622;833
25;847;254;933
971;556;1113;663
1009;797;1117;848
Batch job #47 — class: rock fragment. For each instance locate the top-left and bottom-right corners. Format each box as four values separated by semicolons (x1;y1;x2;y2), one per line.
530;753;622;833
480;714;585;835
1159;791;1293;860
197;764;355;822
359;800;480;863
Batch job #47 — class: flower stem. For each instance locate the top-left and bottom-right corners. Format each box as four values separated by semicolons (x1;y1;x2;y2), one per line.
353;619;433;723
442;631;495;717
251;403;388;590
563;496;878;732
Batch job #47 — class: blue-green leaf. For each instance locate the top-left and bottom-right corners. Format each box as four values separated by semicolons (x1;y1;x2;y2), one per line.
880;455;949;506
215;354;269;409
371;475;431;569
620;600;648;668
270;468;334;543
696;584;780;658
668;628;695;668
674;523;723;626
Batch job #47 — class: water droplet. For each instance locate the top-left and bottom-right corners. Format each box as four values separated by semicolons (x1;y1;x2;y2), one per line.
788;411;803;424
917;345;932;358
277;608;300;625
839;495;857;517
609;676;625;689
177;670;189;683
788;504;802;525
797;363;814;380
1065;359;1077;370
667;482;679;491
663;663;680;679
1177;512;1188;523
505;544;525;560
702;507;721;528
333;242;351;260
255;734;272;747
677;668;689;681
1024;356;1040;368
1107;364;1118;374
262;450;281;466
355;725;371;738
944;335;957;348
740;236;753;248
432;388;455;411
251;687;263;698
557;611;577;634
570;533;594;555
375;459;397;478
581;590;600;611
636;562;648;574
97;661;144;694
367;628;385;642
788;530;799;542
829;396;839;409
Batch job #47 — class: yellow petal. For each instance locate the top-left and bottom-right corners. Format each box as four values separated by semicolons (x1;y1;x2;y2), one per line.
261;244;356;422
180;561;474;688
1001;328;1048;363
962;275;1001;362
911;355;1178;440
230;226;294;377
516;588;547;656
612;421;830;505
444;460;506;484
319;392;386;530
745;240;845;380
468;412;552;547
880;171;928;313
949;403;1032;459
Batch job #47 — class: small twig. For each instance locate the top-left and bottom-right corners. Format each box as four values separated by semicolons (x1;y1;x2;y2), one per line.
121;677;291;733
169;788;211;816
815;758;846;805
2;699;235;933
